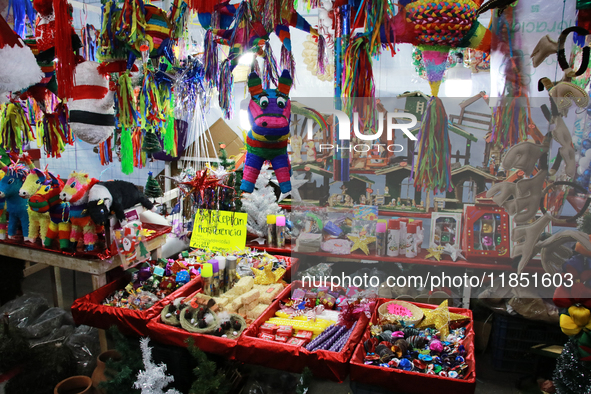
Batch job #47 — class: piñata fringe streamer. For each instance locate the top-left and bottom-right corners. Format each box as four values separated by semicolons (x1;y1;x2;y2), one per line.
218;59;234;118
169;0;188;40
0;101;35;153
412;97;452;194
37;102;73;158
342;35;376;131
280;45;296;84
116;71;138;129
99;136;113;165
364;0;396;57
163;114;176;156
263;42;278;89
132;128;145;168
120;127;134;174
115;0;147;49
203;29;218;89
54;0;76;99
139;69;164;131
7;0;36;38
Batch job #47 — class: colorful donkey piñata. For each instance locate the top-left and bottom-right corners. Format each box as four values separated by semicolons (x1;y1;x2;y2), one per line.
0;163;30;240
241;70;292;194
60;171;100;251
29;172;70;249
20;167;51;243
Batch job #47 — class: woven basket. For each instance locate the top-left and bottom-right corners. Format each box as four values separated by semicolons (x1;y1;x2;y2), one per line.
180;307;218;334
378;300;424;326
160;305;181;326
225;314;247;339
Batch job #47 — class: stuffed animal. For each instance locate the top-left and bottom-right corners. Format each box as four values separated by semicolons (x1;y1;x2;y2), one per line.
0;164;30;240
87;180;154;227
19;167;51;243
29;172;70;249
59;171;100;251
241;70;292;194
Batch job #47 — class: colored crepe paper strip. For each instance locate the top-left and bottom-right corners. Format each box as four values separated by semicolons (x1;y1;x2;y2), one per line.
121;127;134;174
115;0;147;50
139;69;164;131
37;102;73;158
0;101;35;153
413;97;453;194
54;0;76;100
116;71;138;129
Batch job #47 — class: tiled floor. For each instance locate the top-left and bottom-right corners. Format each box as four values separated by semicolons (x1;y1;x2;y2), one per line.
20;267;549;394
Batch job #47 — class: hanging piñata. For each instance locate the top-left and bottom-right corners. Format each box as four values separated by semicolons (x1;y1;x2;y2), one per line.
37;101;73;158
241;70;292;194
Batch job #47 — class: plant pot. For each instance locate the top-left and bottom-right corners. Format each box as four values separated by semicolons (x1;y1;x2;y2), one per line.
54;375;96;394
91;350;121;394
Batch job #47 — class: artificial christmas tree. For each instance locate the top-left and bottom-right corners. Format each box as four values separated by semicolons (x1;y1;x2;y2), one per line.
241;163;282;237
553;337;591;394
145;172;163;200
143;131;163;155
187;339;230;394
133;338;181;394
99;327;143;394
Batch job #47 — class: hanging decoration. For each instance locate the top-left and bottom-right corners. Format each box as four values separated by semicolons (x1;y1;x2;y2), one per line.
37;101;73;158
0;101;35;153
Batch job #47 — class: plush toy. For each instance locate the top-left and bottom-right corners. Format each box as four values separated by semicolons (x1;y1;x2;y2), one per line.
59;171;100;251
241;70;292;194
68;61;115;145
0;164;30;240
20;168;51;243
87;180;154;227
29;172;70;249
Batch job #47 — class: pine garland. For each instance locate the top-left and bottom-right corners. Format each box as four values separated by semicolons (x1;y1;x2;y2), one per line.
100;327;142;394
187;339;231;394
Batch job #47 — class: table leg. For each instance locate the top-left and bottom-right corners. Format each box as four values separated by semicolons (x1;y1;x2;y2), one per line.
49;266;64;308
462;268;472;309
92;273;109;352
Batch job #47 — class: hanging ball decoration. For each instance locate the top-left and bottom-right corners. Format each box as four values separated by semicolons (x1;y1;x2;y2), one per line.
583;139;591;150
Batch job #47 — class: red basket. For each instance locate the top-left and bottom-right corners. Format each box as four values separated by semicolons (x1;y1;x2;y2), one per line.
349;299;476;394
235;283;370;382
71;275;202;336
276;256;298;282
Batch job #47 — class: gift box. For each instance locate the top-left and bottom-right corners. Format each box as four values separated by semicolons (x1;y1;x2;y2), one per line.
235;283;370;382
349;299;476;394
71;274;202;336
463;205;510;259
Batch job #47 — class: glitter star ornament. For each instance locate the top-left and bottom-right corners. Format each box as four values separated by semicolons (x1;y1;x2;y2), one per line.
442;243;466;261
252;263;285;285
425;246;445;261
348;233;377;255
417;300;469;340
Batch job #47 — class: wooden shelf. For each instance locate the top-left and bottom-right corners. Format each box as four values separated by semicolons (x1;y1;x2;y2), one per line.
245;241;544;273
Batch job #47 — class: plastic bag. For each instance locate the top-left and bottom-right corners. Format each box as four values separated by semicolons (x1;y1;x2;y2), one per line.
65;325;100;376
21;307;74;339
0;293;49;328
296;263;333;282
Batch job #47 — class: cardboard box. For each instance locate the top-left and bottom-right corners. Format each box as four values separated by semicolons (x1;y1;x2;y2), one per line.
197;118;243;159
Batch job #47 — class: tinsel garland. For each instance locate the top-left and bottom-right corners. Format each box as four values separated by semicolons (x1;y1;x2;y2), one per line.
120;127;134;174
54;0;76;100
553;337;591;394
0;101;35;153
116;71;139;129
37;102;73;158
139;69;164;131
412;97;452;194
203;29;218;89
218;59;234;118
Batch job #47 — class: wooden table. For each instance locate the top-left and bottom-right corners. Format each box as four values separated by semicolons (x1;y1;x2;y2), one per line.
0;233;167;351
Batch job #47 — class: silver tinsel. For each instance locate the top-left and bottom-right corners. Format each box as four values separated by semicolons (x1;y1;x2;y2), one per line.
553;338;591;394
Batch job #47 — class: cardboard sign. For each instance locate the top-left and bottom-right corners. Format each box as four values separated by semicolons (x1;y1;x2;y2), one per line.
190;210;248;251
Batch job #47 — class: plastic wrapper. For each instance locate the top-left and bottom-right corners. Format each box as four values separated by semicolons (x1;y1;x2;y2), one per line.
21;307;75;339
296;263;332;282
0;293;49;327
65;325;100;376
29;325;75;347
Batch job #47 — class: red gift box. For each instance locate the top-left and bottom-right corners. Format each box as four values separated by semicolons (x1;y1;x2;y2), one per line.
349;299;476;394
235;284;370;382
71;274;202;336
463;205;510;259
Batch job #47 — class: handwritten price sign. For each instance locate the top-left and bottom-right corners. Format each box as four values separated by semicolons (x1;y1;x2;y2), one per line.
190;210;248;252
